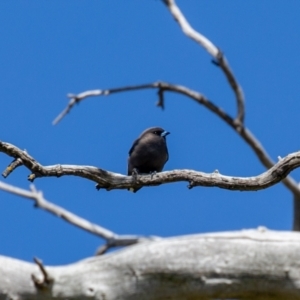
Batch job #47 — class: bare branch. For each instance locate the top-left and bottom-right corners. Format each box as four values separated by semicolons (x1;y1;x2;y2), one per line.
52;81;300;198
0;180;146;252
53;82;231;125
1;141;300;193
163;0;245;124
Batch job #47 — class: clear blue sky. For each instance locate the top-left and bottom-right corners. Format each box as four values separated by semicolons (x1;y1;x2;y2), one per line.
1;1;300;265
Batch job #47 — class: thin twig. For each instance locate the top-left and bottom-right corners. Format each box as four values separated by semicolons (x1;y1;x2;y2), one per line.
53;84;158;125
0;180;144;253
32;257;53;289
2;157;23;178
216;51;245;125
162;0;245;124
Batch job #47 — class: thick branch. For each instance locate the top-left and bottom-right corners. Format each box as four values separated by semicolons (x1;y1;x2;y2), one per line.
1;229;300;299
1;140;300;193
0;181;151;253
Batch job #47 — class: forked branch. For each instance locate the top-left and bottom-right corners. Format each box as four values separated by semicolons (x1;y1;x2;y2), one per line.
0;180;152;254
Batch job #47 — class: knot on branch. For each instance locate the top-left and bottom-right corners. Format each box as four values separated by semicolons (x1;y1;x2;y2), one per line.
55;164;64;177
188;181;195;189
28;173;38;182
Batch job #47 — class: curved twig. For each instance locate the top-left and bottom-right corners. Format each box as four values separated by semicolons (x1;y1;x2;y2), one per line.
162;0;245;124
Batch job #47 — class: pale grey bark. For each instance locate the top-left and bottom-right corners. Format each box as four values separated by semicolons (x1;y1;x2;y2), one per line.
1;229;300;300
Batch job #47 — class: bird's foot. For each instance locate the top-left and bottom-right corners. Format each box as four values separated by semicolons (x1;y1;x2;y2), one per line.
131;168;139;181
128;168;140;192
150;171;157;179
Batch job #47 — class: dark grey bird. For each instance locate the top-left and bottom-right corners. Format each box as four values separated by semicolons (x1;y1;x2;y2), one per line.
128;127;170;192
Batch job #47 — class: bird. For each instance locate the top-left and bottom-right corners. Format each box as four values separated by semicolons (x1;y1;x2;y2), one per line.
127;127;170;192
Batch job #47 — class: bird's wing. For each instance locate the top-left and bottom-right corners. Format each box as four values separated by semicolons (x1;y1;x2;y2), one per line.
128;138;140;155
128;138;141;175
165;146;169;163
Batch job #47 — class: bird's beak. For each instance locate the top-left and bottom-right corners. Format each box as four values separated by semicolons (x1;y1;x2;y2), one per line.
161;131;170;137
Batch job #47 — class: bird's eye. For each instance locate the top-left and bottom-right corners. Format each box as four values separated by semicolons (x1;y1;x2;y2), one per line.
153;131;161;135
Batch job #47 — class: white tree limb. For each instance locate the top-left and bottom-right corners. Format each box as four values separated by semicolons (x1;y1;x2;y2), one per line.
1;229;300;299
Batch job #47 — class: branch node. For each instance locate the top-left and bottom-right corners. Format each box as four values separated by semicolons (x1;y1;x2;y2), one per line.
67;93;76;98
188;181;195;189
257;226;268;233
55;164;64;177
95;243;110;256
105;186;113;191
28;173;37;182
2;158;23;178
211;48;223;67
32;257;53;290
211;59;220;67
233;119;244;132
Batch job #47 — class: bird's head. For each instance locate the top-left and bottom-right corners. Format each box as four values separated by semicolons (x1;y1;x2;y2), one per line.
143;127;170;139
